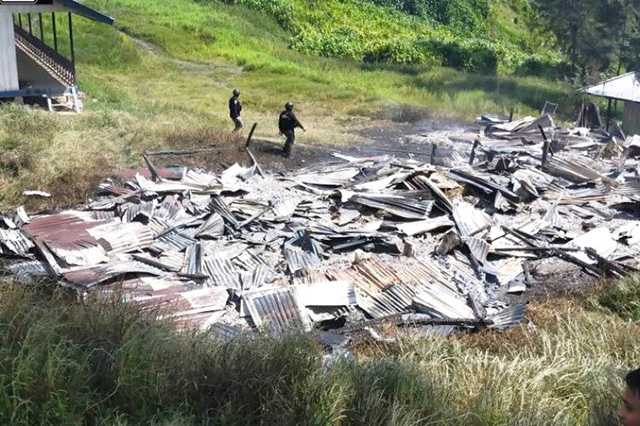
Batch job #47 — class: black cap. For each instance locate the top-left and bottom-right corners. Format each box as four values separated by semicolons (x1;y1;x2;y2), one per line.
285;102;294;110
233;89;240;96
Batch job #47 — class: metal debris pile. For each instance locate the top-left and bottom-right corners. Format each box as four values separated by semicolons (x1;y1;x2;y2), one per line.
2;112;640;340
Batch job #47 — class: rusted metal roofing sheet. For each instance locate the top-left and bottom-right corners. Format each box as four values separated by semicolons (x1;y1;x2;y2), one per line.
243;287;311;335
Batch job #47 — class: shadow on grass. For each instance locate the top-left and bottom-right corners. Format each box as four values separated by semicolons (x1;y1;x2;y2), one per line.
414;69;577;118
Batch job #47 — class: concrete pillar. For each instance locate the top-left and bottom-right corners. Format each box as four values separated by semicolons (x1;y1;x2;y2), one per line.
0;11;20;92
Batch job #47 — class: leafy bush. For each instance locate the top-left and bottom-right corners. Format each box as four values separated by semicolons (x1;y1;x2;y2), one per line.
212;0;559;75
369;0;490;34
363;39;438;65
419;38;498;73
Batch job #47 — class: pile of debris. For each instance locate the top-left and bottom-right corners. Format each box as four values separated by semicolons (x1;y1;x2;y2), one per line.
1;113;639;340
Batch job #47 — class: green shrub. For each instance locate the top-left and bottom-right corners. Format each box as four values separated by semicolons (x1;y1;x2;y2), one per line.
369;0;490;34
420;38;498;73
363;39;438;65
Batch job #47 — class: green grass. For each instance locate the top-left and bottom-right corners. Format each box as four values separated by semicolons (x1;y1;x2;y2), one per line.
0;0;573;209
0;279;634;425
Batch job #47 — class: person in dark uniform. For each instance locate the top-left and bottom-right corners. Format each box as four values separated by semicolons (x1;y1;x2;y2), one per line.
278;102;305;158
229;89;243;132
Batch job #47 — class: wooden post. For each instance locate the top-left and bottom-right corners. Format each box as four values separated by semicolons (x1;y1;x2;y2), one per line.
245;122;258;148
606;98;612;132
539;125;550;167
469;139;480;165
52;13;58;52
68;13;76;78
509;108;514;122
18;14;22;29
38;13;44;42
27;13;32;35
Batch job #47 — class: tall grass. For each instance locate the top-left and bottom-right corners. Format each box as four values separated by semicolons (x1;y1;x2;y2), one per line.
0;280;633;425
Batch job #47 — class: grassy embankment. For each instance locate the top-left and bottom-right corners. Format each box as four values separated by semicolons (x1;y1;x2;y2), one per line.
0;276;637;425
1;0;571;209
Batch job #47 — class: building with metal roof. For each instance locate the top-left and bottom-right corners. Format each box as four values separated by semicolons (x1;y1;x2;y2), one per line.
584;72;640;136
0;0;114;111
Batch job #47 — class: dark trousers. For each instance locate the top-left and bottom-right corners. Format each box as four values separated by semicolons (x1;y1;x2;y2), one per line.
232;116;243;132
283;130;295;157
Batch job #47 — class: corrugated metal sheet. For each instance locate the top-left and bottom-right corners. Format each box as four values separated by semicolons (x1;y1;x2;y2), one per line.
210;323;243;342
23;213;114;265
353;256;402;291
240;265;273;291
583;71;640;103
122;200;156;223
63;260;164;289
209;196;239;229
6;260;48;283
488;304;526;330
396;217;453;236
348;193;434;219
202;256;241;289
88;222;154;254
243;287;311;335
153;229;196;252
233;249;271;272
283;245;321;274
195;213;224;238
452;201;492;237
0;228;34;256
465;237;490;264
413;282;476;320
182;243;203;276
271;195;303;220
294;281;357;307
295;167;360;187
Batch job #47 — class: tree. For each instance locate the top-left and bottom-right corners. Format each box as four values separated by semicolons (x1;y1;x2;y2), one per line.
533;0;640;82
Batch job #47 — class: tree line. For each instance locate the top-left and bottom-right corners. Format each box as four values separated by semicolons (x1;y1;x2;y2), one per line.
533;0;640;82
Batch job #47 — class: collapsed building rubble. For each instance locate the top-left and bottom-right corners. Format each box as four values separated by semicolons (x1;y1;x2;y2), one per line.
2;112;640;343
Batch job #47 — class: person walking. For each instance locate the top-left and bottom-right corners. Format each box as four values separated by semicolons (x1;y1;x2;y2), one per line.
278;102;305;158
229;89;243;132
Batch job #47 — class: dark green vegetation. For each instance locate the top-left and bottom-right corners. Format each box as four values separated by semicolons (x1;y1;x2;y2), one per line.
533;0;640;78
0;278;636;425
221;0;560;74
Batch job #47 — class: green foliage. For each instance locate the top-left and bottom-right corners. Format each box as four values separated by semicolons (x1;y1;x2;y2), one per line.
219;0;560;75
532;0;640;80
419;38;498;73
370;0;490;33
